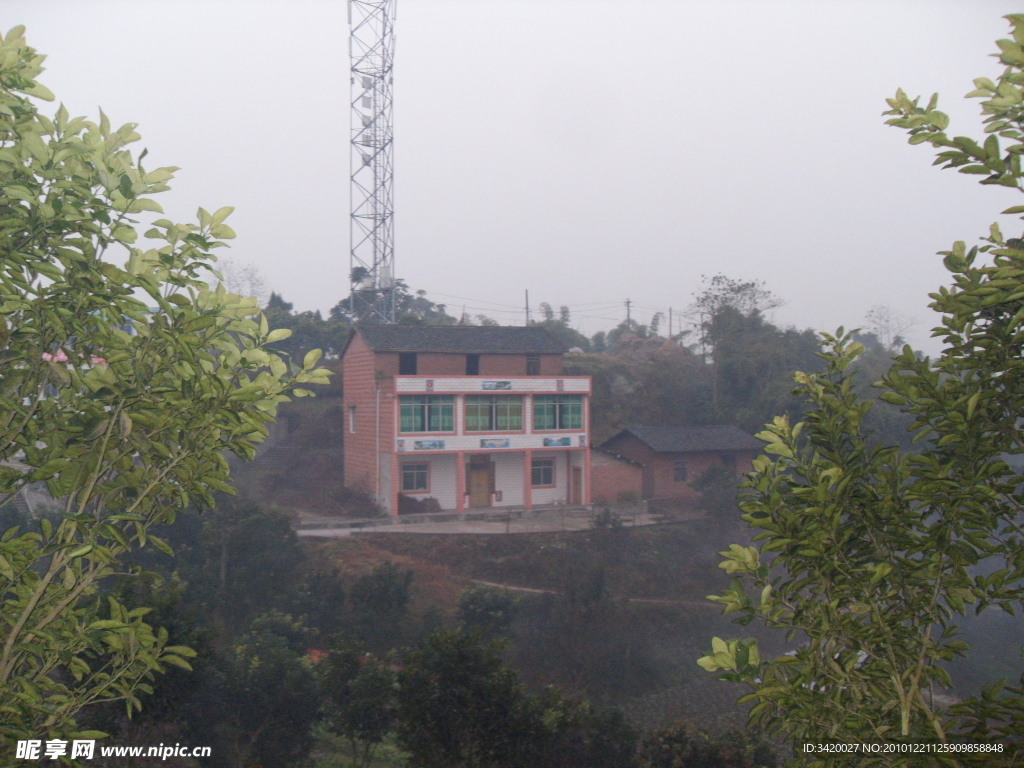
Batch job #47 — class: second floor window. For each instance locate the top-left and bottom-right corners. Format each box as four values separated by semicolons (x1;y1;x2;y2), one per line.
533;395;582;431
526;355;541;375
465;396;522;431
399;352;417;375
399;395;453;432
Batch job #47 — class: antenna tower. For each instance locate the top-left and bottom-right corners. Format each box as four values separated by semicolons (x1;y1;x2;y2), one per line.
349;0;396;323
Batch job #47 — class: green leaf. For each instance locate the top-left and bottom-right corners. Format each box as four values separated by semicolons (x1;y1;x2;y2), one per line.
266;328;292;343
112;226;137;244
302;349;322;370
211;206;234;225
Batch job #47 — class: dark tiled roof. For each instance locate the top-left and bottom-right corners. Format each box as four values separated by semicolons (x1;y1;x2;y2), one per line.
606;425;762;454
351;325;566;354
592;445;645;467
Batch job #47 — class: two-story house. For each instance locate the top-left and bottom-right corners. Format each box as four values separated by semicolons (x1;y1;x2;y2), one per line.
341;325;592;516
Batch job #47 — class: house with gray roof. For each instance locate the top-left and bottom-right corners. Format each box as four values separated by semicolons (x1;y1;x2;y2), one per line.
597;425;761;503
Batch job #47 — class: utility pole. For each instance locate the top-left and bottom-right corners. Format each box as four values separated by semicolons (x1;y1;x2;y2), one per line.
669;307;673;338
625;298;631;325
525;289;530;325
349;0;396;323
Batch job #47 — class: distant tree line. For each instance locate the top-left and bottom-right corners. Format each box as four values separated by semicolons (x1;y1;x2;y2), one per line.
262;273;917;447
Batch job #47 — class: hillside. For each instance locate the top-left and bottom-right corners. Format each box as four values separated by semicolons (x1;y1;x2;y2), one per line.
302;520;787;731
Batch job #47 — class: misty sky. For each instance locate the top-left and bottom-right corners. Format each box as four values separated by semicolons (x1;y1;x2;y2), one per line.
6;0;1024;351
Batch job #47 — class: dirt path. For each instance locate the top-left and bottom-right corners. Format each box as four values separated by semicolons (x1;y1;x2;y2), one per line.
467;579;717;608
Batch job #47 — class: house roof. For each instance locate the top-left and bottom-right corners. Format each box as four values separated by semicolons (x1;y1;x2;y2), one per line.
347;325;566;355
592;445;645;468
603;425;762;454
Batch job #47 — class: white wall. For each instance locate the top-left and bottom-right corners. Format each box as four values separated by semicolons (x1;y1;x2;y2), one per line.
398;453;458;510
492;452;525;507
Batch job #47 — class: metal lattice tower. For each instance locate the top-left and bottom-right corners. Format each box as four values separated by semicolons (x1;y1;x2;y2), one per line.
349;0;396;323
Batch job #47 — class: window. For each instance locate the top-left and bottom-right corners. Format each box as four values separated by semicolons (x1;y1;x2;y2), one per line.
399;352;417;375
401;463;429;492
399;396;454;432
673;460;687;482
533;395;582;430
465;396;523;431
348;405;356;434
720;454;737;473
526;355;541;375
466;354;480;375
531;457;555;487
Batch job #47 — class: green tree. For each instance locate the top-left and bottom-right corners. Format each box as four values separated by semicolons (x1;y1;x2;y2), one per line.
349;560;414;651
203;612;320;767
685;274;783;365
457;586;520;640
534;303;591;351
532;688;640;768
332;279;459;326
698;16;1024;764
639;723;776;768
262;291;351;362
396;629;536;768
319;641;398;768
177;495;307;630
705;305;821;431
0;28;329;741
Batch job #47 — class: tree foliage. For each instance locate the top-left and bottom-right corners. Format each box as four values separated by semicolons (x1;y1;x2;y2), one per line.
0;27;329;741
318;642;398;768
396;629;536;768
699;16;1024;764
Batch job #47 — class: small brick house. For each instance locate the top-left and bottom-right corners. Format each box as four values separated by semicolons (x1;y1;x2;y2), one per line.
596;425;761;502
342;325;592;516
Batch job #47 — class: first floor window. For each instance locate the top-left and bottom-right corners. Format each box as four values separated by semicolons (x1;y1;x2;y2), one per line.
673;460;687;482
465;395;523;431
402;463;429;492
533;395;582;430
400;395;454;432
531;457;555;487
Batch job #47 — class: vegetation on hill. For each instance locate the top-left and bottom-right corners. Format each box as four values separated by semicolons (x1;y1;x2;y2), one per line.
0;493;775;767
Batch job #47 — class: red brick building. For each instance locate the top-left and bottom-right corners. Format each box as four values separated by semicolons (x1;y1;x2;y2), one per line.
342;325;592;516
596;425;761;502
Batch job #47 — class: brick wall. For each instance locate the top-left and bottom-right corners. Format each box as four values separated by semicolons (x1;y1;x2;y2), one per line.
342;334;396;499
599;432;755;500
644;451;756;499
376;352;565;377
591;451;643;503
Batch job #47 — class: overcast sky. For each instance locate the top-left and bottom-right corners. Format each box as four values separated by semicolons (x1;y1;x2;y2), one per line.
6;0;1024;350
